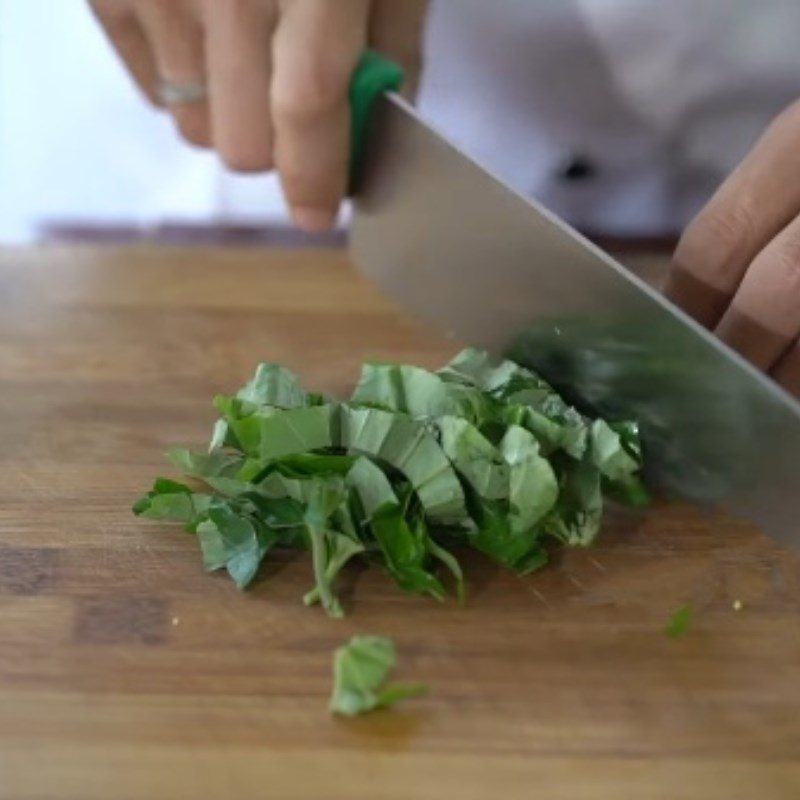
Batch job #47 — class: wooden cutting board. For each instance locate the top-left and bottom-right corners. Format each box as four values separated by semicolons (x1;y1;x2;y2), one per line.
0;245;798;800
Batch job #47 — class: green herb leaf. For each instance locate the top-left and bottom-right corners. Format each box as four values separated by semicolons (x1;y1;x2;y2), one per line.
132;478;212;530
136;349;648;615
499;425;558;532
666;604;693;639
202;501;277;588
544;458;603;546
167;448;244;479
352;361;489;422
304;480;349;618
340;406;469;526
236;362;308;408
467;492;548;574
347;457;448;600
330;635;427;716
438;416;508;499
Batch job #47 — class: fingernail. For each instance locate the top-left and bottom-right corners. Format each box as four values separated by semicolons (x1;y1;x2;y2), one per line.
292;206;336;233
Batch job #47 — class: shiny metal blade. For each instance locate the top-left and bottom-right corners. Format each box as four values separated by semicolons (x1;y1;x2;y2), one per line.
350;94;800;548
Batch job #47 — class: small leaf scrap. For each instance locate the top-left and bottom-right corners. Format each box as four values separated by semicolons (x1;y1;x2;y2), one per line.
330;635;427;716
666;604;693;639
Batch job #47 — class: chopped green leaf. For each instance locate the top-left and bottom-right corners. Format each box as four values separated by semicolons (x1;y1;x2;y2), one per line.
347;457;448;600
340;406;469;526
132;478;211;530
135;349;647;615
499;425;558;533
330;635;427;716
438;416;508;499
666;604;693;639
302;480;353;618
167;448;244;479
236;362;307;408
206;501;276;588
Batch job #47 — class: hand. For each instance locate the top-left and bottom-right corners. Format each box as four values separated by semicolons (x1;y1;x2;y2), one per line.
666;100;800;398
90;0;426;232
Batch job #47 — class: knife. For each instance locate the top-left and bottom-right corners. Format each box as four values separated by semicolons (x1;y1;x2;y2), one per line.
347;55;800;548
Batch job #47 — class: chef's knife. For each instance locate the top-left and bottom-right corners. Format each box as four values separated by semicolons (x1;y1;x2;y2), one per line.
347;59;800;549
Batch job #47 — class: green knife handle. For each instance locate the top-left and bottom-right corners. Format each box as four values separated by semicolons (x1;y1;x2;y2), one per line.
348;50;404;194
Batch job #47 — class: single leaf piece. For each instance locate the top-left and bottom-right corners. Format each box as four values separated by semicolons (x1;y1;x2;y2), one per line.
347;457;447;600
210;394;261;453
345;456;397;516
243;493;305;528
370;505;447;600
304;480;348;618
438;416;508;499
499;425;558;533
590;419;642;483
425;535;466;603
209;418;229;451
259;404;339;460
224;404;338;460
352;362;488;422
500;404;563;455
666;604;693;639
195;519;228;571
206;502;276;588
132;478;212;530
270;453;357;477
340;406;469;526
236;362;307;408
544;458;603;546
303;530;364;608
467;492;548;574
593;419;650;507
438;347;527;393
330;635;427;716
167;448;244;479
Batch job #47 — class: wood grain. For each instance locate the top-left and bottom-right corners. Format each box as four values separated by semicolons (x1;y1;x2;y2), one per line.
0;245;798;800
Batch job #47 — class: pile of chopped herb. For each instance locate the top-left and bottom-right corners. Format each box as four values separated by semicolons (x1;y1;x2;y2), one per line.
134;348;647;617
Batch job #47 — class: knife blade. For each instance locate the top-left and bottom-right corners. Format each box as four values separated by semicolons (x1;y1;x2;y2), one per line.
350;93;800;548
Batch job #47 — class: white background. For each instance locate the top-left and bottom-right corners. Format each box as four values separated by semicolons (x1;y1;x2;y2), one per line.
2;0;799;243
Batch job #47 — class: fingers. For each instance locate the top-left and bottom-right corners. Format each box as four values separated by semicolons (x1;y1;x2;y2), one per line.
714;212;800;370
135;0;211;146
369;0;427;99
94;0;399;233
90;0;162;106
271;0;370;231
667;100;800;327
204;0;277;172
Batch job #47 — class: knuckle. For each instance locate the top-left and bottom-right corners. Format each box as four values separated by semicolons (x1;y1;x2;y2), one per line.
700;202;756;253
174;108;211;148
272;53;352;123
676;201;756;289
219;145;272;173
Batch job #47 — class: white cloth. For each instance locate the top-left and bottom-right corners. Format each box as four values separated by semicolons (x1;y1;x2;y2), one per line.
1;0;799;242
419;0;800;234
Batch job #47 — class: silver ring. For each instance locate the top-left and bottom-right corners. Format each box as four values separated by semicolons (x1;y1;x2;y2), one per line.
157;79;207;106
